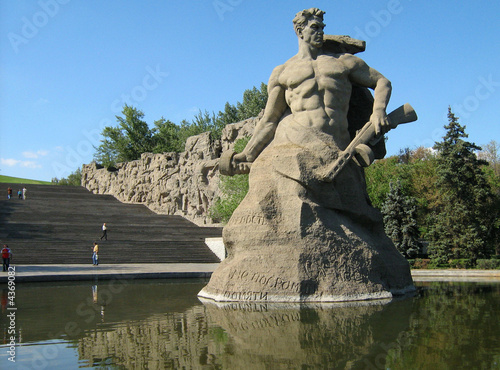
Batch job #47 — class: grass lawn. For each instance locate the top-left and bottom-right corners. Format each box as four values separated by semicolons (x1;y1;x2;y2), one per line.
0;175;52;185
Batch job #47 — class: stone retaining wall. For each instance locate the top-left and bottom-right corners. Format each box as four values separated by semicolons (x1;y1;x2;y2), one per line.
81;116;258;225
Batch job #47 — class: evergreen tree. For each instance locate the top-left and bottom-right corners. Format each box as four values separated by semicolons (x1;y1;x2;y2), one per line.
428;108;496;264
382;180;420;258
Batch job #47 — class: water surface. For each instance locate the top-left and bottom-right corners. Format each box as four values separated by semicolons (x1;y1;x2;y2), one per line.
1;278;499;369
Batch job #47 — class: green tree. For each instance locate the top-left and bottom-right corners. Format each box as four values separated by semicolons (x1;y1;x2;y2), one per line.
52;167;82;186
479;140;500;196
94;105;154;166
364;155;410;209
177;110;220;149
236;83;268;121
116;105;154;159
151;118;183;153
365;147;441;239
216;102;239;126
381;180;420;258
428;108;497;264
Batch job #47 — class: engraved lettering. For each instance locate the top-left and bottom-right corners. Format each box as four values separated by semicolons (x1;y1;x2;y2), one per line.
232;213;268;225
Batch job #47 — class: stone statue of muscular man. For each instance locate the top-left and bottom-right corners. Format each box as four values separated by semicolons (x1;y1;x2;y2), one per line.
199;8;415;303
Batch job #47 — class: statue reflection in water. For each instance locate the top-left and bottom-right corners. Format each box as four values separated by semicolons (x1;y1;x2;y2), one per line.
201;297;413;369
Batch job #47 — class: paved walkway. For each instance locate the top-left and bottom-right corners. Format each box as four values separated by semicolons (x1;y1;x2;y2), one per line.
411;269;500;282
0;263;220;283
1;265;499;283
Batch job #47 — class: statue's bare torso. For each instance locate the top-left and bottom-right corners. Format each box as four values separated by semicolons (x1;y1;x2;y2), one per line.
278;52;354;148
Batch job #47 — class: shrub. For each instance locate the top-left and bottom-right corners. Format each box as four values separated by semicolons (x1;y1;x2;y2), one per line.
476;259;500;270
448;259;473;269
428;259;449;269
412;258;431;269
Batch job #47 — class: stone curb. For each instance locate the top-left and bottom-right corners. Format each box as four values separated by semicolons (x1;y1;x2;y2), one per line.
411;269;500;282
411;269;500;277
0;263;219;283
1;266;499;284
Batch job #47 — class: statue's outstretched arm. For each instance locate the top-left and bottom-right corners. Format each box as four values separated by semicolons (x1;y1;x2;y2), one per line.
235;65;288;163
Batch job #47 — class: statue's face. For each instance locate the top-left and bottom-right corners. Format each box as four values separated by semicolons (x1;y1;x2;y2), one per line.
300;17;324;48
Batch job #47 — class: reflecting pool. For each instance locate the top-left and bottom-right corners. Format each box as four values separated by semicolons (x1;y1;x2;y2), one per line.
1;278;499;369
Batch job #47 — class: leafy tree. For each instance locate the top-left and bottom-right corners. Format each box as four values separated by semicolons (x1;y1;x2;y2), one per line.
236;83;268;121
216;102;239;126
94;105;154;166
382;180;420;258
479;140;500;178
365;147;441;239
365;155;410;209
151;118;183;153
479;140;500;198
52;167;82;186
428;108;497;264
118;105;155;159
93;125;127;167
177;110;222;147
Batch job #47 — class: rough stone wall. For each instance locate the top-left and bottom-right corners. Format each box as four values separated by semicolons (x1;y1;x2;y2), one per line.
81;116;258;225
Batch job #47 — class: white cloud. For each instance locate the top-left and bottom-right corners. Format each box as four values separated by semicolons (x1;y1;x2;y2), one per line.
22;152;38;159
1;158;42;169
21;161;41;169
1;158;20;167
22;150;49;159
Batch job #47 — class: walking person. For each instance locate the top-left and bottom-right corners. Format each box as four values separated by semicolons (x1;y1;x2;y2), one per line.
92;242;99;266
2;245;12;271
100;223;107;241
17;189;22;199
7;187;12;200
22;187;27;200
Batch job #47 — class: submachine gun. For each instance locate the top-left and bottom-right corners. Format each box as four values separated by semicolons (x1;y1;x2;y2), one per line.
318;103;418;182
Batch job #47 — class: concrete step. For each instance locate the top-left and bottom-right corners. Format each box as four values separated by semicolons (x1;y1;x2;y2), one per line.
1;184;222;264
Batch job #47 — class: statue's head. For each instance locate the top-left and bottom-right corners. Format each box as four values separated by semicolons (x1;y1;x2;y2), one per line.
293;8;326;47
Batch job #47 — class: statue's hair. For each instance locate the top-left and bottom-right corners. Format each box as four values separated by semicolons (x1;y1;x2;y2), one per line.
292;8;325;36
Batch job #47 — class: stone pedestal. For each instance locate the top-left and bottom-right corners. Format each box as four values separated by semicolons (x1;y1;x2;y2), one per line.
198;123;415;302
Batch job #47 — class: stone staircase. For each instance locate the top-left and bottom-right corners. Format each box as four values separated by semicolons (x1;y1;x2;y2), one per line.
0;184;222;264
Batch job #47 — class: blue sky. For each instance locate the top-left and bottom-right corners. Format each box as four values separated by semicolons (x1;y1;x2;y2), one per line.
1;0;499;181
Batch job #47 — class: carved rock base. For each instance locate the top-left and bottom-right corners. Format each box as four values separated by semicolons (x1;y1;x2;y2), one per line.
199;131;415;303
198;203;415;303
